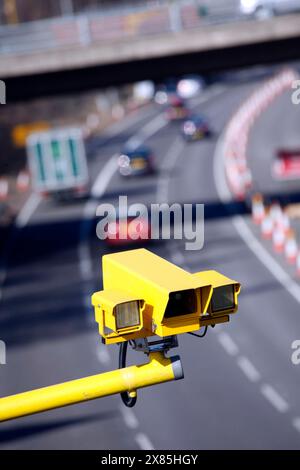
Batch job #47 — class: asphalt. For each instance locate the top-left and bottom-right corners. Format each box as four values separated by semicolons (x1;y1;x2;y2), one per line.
0;76;300;449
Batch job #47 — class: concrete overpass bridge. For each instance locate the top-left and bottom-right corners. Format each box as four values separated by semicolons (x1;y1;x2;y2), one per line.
1;3;300;100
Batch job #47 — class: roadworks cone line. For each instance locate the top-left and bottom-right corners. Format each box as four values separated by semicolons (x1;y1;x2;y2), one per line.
222;68;300;276
223;69;299;200
253;194;300;275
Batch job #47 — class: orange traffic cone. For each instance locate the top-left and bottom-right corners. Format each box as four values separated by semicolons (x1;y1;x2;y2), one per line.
278;210;290;235
272;225;285;253
284;229;298;264
252;193;265;224
270;202;282;225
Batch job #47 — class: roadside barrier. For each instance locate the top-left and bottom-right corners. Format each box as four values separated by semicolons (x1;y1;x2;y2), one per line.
261;209;273;239
296;251;300;277
272;225;285;253
223;69;299;199
252;193;265;224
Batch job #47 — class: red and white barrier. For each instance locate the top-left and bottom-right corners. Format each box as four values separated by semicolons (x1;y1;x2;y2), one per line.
278;210;290;235
296;251;300;277
252;193;265;224
261;210;273;239
269;203;282;225
223;69;299;200
272;225;285;253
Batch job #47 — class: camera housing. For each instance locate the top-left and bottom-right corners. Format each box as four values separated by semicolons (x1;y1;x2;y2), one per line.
192;270;241;327
92;249;213;344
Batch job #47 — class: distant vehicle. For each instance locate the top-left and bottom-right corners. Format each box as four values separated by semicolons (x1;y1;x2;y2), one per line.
26;128;88;199
273;148;300;179
104;211;150;246
182;114;211;141
239;0;300;18
177;75;205;99
118;145;155;176
154;80;178;105
165;96;189;121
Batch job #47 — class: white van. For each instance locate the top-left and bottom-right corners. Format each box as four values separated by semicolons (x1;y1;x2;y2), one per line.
239;0;300;18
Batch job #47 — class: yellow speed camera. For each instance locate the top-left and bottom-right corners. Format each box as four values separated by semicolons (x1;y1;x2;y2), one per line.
92;248;213;344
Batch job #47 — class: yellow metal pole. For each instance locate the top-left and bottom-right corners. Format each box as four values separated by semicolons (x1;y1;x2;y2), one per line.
0;353;183;422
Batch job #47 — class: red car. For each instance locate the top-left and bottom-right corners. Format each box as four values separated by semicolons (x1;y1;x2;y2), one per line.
165;96;189;121
105;214;150;246
273;149;300;180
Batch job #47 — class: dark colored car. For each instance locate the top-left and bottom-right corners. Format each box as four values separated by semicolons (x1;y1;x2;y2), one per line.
182;114;211;141
165;95;189;121
118;145;155;176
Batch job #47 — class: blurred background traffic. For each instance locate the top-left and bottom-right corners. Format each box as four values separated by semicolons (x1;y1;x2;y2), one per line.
1;0;300;450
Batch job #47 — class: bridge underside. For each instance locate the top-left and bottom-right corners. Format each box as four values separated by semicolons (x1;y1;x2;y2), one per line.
3;14;300;102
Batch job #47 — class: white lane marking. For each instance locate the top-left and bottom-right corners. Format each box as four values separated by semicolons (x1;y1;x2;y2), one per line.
191;84;226;107
126;114;167;150
102;105;157;142
156;137;185;203
214;132;300;305
15;193;41;228
292;417;300;433
96;344;111;365
120;406;139;430
135;432;155;451
91;154;118;198
261;384;289;413
237;356;261;383
218;331;239;356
